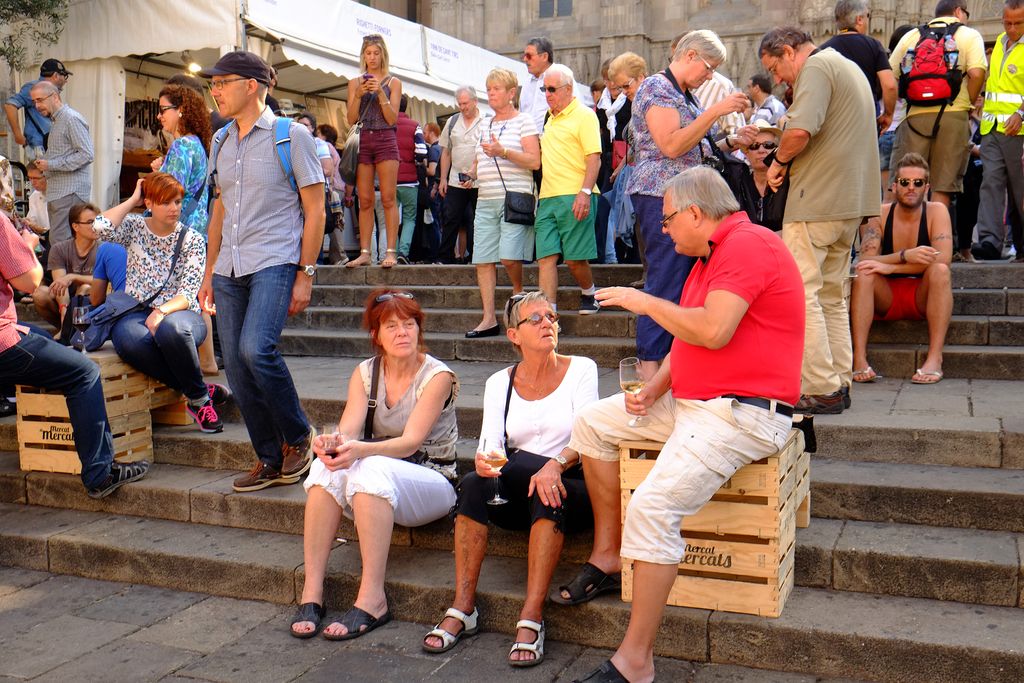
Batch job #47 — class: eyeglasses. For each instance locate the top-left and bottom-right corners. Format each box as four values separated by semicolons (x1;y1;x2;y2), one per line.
158;105;178;113
541;84;570;94
30;94;55;104
748;141;778;151
515;311;559;328
661;210;679;229
374;291;416;304
523;52;536;60
615;78;636;90
764;58;781;76
208;77;249;91
699;56;715;74
959;6;970;20
896;177;927;188
73;219;96;225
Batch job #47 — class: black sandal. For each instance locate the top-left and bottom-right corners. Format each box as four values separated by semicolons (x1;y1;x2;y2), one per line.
575;659;630;682
290;602;326;639
550;562;622;605
323;606;393;641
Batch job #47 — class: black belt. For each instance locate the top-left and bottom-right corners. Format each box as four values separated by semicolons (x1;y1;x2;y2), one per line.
721;394;794;418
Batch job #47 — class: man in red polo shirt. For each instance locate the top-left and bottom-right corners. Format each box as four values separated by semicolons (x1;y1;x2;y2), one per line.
567;166;804;683
0;212;149;499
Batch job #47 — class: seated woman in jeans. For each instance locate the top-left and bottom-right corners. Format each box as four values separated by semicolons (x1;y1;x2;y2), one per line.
290;289;458;641
422;291;599;667
94;173;229;432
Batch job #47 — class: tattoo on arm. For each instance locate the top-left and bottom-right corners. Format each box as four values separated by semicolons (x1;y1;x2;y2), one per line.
861;224;882;255
932;233;951;242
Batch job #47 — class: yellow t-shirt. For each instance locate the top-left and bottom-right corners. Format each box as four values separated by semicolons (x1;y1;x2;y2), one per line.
889;17;987;116
539;98;602;199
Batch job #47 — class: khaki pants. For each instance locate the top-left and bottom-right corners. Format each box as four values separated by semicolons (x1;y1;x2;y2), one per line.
782;219;861;396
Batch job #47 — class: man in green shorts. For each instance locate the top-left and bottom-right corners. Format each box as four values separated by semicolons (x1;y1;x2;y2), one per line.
536;64;602;314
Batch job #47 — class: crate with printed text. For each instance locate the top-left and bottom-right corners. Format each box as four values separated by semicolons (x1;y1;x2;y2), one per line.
16;348;153;474
618;426;810;618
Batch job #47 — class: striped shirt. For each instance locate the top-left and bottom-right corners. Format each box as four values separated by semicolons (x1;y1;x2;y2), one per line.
210;107;325;277
475;113;538;201
694;72;746;135
42;104;93;201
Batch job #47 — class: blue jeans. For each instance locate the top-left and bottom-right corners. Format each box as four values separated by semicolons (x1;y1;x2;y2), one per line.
632;194;695;361
0;332;113;489
213;264;309;468
111;309;208;402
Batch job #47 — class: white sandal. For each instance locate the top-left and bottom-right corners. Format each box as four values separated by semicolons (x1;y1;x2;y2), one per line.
422;606;479;654
508;618;544;668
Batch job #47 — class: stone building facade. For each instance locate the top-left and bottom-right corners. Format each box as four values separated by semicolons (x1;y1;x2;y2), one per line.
426;0;1007;87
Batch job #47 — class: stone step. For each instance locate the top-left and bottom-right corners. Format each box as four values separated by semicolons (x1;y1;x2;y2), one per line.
869;315;1024;346
314;263;644;288
861;343;1024;381
1;502;1022;683
953;287;1024;316
950;262;1024;289
3;455;1020;608
307;283;619;310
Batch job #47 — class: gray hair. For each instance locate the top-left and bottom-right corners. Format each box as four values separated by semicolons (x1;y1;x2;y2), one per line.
30;81;59;97
526;36;554;64
503;291;550;330
664;166;739;221
759;26;814;58
455;85;477;101
835;0;870;30
545;63;575;87
672;30;727;64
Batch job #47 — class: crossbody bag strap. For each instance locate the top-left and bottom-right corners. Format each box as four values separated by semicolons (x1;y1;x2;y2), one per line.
141;224;190;308
364;355;381;440
489;119;512;192
503;362;518;445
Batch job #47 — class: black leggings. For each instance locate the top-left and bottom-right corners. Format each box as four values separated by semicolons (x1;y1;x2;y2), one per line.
455;449;593;535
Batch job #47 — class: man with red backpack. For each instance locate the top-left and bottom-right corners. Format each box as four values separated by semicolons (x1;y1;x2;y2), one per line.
888;0;986;209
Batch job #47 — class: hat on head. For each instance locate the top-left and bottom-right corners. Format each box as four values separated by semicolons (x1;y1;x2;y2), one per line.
199;51;272;85
751;119;782;137
40;59;71;77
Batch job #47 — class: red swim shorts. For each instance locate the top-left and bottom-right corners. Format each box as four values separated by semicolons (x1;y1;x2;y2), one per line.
875;277;924;321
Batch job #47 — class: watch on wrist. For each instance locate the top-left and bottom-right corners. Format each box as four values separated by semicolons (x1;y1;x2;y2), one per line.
579;187;592;196
300;264;317;277
553;453;569;470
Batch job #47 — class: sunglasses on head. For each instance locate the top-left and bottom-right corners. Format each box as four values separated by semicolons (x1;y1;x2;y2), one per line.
748;141;777;151
504;292;527;319
374;291;415;305
896;177;926;188
515;311;559;328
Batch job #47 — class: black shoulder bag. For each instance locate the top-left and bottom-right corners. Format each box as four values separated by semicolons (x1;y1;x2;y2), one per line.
490;119;536;226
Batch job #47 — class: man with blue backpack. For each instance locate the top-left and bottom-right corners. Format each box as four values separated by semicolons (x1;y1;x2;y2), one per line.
197;51;326;493
888;0;986;210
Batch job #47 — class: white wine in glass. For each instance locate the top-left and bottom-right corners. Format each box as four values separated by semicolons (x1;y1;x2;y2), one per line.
619;356;647;427
479;436;508;505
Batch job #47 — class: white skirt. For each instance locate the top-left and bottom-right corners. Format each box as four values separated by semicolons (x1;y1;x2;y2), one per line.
304;455;456;528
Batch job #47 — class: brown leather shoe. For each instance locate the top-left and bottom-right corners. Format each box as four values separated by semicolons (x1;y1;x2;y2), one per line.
281;426;315;478
795;391;845;415
232;462;298;492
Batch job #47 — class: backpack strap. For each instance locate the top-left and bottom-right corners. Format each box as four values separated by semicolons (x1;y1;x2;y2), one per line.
207;121;235;195
273;116;298;193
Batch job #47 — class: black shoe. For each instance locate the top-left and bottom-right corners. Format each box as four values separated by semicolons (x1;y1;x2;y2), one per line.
794;391;845;415
0;397;14;418
87;460;150;499
207;382;232;407
465;325;500;339
579;294;601;315
186;400;224;433
840;385;851;409
971;242;1001;261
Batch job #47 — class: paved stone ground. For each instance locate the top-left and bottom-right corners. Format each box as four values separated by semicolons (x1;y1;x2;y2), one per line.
0;568;869;683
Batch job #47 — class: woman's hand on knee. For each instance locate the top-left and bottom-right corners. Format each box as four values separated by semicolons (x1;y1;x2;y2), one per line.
145;309;165;337
528;460;565;509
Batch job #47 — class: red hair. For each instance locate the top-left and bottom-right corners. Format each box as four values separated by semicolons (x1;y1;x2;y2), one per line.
363;288;426;355
143;172;185;205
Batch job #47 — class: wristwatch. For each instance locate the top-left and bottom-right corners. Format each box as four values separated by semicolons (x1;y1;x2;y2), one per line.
299;264;317;277
553;453;569;470
579;187;593;196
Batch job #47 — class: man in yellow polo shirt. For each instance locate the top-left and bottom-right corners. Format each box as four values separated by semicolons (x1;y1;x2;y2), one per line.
537;64;602;314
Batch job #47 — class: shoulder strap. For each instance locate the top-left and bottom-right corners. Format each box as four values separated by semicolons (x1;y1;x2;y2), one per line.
207;121;235;193
142;224;190;307
364;355;381;440
918;203;930;246
502;363;518;444
274;116;298;193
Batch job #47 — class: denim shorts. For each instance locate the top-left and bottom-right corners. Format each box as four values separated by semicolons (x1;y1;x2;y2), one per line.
358;128;400;165
878;130;895;171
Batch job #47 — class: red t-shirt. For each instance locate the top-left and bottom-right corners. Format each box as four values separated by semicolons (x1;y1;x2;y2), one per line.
670;213;805;405
0;213;37;353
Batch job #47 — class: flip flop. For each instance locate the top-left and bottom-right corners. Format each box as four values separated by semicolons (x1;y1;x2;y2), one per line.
852;366;879;383
322;606;393;641
289;602;325;639
911;369;943;385
549;562;621;605
422;606;480;654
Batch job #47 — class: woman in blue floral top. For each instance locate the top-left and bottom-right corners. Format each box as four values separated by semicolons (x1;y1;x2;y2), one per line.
94;173;230;434
150;84;211;236
619;30;757;377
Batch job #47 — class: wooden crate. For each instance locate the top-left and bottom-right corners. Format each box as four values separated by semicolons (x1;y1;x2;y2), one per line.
618;428;809;618
149;382;192;426
16;348;154;474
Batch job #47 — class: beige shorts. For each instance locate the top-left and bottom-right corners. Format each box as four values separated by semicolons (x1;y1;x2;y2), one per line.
891;110;970;193
568;392;791;565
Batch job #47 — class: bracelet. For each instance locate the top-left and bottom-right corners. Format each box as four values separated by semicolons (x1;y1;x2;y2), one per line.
501;148;509;160
899;249;906;264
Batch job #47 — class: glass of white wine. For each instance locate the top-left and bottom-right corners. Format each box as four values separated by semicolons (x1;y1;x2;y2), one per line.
479;436;508;505
619;356;646;427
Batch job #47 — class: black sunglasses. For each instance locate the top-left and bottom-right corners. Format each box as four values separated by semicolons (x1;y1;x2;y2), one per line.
748;141;778;151
896;177;926;188
374;291;415;304
515;311;559;328
504;292;528;320
541;85;568;93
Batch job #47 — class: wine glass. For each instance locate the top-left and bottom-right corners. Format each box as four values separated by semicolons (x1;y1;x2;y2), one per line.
479;436;508;506
619;356;646;427
320;424;343;457
71;306;91;353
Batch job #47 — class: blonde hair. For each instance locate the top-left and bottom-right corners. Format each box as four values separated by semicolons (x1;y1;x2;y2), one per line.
608;52;648;81
486;68;519;92
359;34;391;74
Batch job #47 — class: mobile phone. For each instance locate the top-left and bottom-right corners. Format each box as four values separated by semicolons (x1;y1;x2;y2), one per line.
362;73;373;80
458;172;471;182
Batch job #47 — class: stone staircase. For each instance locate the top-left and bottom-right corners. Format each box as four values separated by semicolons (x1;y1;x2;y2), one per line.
2;263;1024;682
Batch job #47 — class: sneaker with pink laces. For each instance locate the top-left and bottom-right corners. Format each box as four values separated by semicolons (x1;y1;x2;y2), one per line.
186;400;224;433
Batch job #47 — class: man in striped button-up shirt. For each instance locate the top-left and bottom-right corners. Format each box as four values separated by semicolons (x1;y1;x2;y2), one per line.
30;81;93;244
